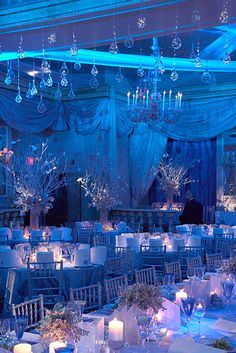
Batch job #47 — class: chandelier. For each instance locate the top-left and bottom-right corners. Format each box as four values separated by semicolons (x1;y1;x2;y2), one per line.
127;70;183;124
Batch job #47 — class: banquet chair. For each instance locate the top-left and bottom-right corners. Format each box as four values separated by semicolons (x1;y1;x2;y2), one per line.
93;234;111;247
29;230;44;244
27;260;64;306
50;229;62;242
165;261;182;283
134;267;157;285
186;256;203;277
201;237;215;255
77;228;93;246
106;246;128;258
11;295;44;330
104;255;127;277
104;275;128;303
215;237;235;258
60;227;72;242
3;269;16;314
14;243;32;264
178;246;203;278
206;253;223;272
140;245;166;278
69;283;102;312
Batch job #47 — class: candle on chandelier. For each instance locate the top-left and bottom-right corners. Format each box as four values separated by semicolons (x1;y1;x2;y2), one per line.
143;95;145;106
162;90;166;111
175;95;178;110
168;90;172;109
127;91;130;107
135;89;138;104
179;92;182;108
146;90;149;107
132;94;135;106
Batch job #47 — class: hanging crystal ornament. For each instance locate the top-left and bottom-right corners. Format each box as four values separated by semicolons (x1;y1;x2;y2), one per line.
194;40;202;68
172;32;182;50
61;74;68;87
170;67;179;81
17;35;25;59
0;44;3;55
15;58;22;103
55;82;62;100
116;67;123;83
74;59;81;71
201;67;212;84
8;61;15;81
191;9;201;23
137;1;146;29
41;58;51;74
219;1;229;23
47;30;56;44
37;93;46;113
210;72;217;86
60;60;69;75
109;40;118;54
124;26;134;48
69;32;78;56
223;52;231;64
4;71;11;85
68;82;75;98
39;73;47;89
137;64;145;77
31;78;38;95
91;64;98;76
46;73;53;87
89;76;99;89
26;82;33;99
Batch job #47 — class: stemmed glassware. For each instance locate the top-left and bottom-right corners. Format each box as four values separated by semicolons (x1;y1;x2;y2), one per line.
0;319;10;347
193;299;206;340
14;316;28;343
194;266;205;280
181;297;195;335
221;280;234;311
135;313;152;349
67;300;86;318
163;273;176;298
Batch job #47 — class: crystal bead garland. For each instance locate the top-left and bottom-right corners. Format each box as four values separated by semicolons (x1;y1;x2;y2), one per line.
194;56;202;68
124;26;134;48
172;33;182;50
46;73;53;87
26;82;33;99
47;31;56;44
137;15;146;28
191;9;201;23
15;58;22;104
219;0;229;24
115;67;123;83
69;32;78;56
68;82;75;98
55;82;62;100
37;93;46;114
170;68;179;81
17;35;25;59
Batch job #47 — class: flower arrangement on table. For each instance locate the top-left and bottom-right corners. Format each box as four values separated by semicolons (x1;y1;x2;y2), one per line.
219;260;236;276
118;283;164;312
39;303;89;344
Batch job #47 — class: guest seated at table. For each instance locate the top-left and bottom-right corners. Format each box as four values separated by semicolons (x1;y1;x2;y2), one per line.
179;190;203;225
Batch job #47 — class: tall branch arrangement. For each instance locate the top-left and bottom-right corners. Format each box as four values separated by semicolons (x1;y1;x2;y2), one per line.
0;141;68;218
152;154;193;196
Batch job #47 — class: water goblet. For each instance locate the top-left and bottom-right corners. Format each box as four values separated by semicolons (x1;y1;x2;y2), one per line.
221;280;234;311
0;319;10;346
181;297;195;335
135;313;152;349
163;273;175;297
193;299;206;340
14;316;28;343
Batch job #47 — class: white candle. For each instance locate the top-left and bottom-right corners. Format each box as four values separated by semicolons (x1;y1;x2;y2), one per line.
14;343;31;353
175;95;178;110
135;89;138;104
127;91;130;106
142;95;145;106
146;90;149;107
108;317;124;341
162;90;166;111
168;90;172;109
179;92;182;108
49;341;67;353
175;289;187;306
132;94;135;106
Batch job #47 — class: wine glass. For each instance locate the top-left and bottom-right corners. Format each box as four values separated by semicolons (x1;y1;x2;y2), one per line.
135;313;152;349
221;280;234;311
194;266;205;280
181;297;195;335
0;319;10;345
163;273;175;297
194;299;206;340
14;316;28;343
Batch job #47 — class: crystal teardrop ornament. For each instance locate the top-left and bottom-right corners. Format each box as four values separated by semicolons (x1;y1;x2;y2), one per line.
47;32;56;44
4;73;11;85
37;94;46;114
170;69;179;81
137;15;146;28
223;53;231;65
89;76;99;89
137;65;145;77
191;9;201;23
158;62;165;74
41;58;51;74
124;35;134;49
219;10;229;23
17;47;25;59
172;33;182;50
109;41;118;54
31;79;38;95
46;73;53;87
26;82;33;99
74;60;81;71
55;83;62;100
39;75;47;89
60;75;68;87
194;56;202;68
91;64;98;76
60;61;69;75
68;83;75;98
69;42;78;56
8;62;15;81
116;68;123;83
15;89;22;103
201;69;211;84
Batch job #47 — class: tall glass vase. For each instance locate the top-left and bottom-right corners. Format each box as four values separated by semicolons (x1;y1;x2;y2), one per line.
99;208;108;224
30;204;42;229
166;189;175;210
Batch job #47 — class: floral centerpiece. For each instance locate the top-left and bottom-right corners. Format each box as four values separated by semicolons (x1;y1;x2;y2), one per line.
39;303;88;344
119;283;164;313
219;260;236;276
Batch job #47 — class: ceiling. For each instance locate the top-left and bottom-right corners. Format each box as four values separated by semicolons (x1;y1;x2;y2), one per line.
0;0;236;98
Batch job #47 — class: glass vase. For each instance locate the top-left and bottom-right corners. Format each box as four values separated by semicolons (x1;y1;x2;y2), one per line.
30;204;42;229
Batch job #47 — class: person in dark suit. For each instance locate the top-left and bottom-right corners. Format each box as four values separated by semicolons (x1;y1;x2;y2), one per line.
179;190;203;225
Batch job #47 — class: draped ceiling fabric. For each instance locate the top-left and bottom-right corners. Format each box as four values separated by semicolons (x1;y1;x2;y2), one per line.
0;87;235;206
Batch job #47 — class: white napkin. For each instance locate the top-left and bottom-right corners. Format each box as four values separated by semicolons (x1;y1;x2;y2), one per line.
213;319;236;333
22;331;40;343
168;337;226;353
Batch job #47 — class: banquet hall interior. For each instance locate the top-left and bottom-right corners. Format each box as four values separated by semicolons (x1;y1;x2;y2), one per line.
1;0;236;352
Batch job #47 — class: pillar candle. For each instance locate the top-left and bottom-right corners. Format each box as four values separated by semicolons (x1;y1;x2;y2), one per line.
127;91;130;107
162;90;166;111
14;343;31;353
108;317;124;341
49;341;67;353
168;90;172;109
146;90;149;107
175;289;187;306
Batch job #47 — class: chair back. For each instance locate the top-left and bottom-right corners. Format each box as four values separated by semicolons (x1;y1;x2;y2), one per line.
140;245;166;276
104;255;127;277
3;269;16;314
165;261;182;282
50;229;62;242
186;256;202;276
69;283;102;311
206;253;223;272
11;295;44;329
93;234;111;247
177;246;203;278
29;230;43;243
60;227;72;242
104;275;128;303
135;266;157;285
77;228;92;245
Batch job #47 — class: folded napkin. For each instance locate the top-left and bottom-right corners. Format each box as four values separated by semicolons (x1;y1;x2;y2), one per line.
213;319;236;333
168;337;226;353
22;331;40;343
